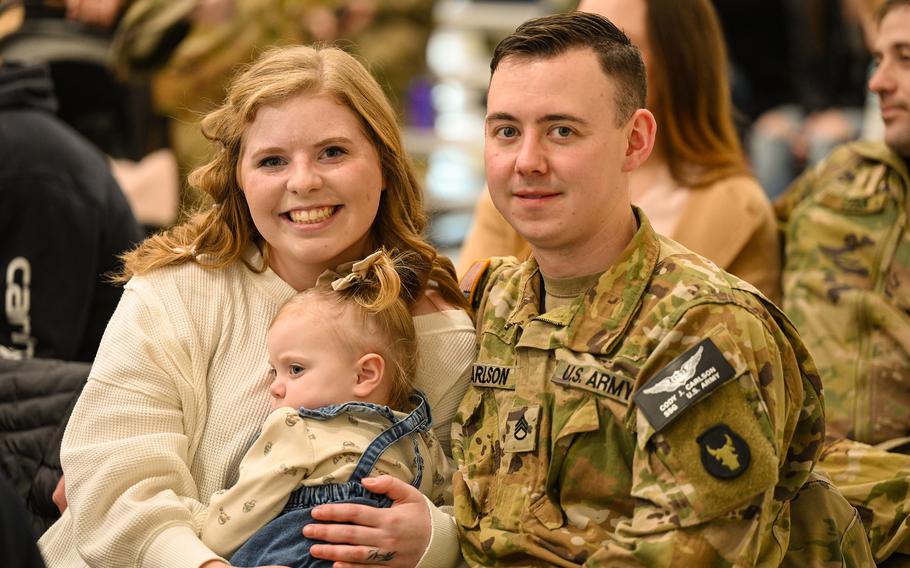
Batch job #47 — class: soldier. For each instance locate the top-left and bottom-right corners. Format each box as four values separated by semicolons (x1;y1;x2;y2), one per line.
777;0;910;562
300;11;871;568
442;11;854;567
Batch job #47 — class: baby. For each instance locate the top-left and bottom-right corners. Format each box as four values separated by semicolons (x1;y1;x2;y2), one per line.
201;250;450;567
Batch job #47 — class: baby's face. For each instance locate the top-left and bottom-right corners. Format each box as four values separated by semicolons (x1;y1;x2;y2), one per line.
266;307;361;411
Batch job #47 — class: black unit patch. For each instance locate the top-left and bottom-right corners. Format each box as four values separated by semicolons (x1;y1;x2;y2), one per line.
551;361;634;404
471;364;516;389
697;424;750;479
633;338;737;432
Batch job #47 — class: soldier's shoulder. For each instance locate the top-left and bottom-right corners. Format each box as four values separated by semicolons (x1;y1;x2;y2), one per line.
648;235;766;313
458;256;525;310
810;140;894;181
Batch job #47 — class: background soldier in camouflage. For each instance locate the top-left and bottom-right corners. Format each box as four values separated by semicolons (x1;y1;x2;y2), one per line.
777;0;910;562
448;11;868;567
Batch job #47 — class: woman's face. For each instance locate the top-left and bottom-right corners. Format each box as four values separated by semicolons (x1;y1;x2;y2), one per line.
238;91;384;290
578;0;654;106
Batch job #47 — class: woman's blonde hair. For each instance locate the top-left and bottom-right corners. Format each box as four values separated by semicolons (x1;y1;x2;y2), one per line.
119;44;467;309
274;249;427;411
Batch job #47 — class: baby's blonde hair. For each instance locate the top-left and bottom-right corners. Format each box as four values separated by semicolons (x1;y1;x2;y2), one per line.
271;249;427;411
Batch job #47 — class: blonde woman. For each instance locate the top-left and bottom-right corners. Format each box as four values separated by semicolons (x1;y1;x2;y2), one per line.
38;45;475;568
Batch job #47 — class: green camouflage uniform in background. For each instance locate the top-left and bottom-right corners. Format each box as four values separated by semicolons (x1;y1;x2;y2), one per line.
777;141;910;446
112;0;434;213
777;141;910;562
453;210;866;566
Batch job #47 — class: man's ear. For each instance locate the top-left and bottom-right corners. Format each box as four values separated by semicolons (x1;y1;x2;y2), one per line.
352;353;385;398
621;108;657;172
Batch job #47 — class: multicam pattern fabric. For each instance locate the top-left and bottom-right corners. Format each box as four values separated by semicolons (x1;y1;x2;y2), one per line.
782;470;874;567
452;210;828;566
777;141;910;445
815;439;910;563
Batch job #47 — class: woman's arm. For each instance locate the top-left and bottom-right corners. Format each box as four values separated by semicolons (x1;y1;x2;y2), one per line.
54;283;221;567
305;475;462;568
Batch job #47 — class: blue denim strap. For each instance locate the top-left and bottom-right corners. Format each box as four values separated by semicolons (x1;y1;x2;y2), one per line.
297;391;433;488
348;391;432;488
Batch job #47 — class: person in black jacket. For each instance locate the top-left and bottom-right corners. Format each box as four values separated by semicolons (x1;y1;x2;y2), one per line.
0;31;144;362
0;469;46;568
0;0;144;537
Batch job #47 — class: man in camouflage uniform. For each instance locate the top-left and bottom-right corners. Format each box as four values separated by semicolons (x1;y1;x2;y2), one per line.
776;1;910;562
453;11;870;567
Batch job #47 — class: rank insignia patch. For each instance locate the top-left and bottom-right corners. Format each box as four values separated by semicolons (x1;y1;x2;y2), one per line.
697;424;750;479
504;404;539;453
633;338;737;432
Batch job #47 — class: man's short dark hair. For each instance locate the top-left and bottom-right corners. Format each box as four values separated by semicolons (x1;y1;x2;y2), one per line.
878;0;910;23
490;11;646;125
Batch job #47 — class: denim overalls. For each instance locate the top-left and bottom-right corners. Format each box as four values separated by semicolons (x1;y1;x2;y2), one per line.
230;391;432;568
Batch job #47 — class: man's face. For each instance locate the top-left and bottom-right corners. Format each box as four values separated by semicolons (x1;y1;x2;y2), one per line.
484;48;635;255
869;5;910;157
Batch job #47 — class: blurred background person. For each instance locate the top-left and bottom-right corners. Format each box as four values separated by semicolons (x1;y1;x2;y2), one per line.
0;0;143;537
0;0;144;363
458;0;781;303
111;0;434;213
0;0;180;229
745;0;872;200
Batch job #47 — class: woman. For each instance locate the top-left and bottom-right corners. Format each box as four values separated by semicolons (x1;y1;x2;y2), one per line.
37;45;476;568
458;0;782;304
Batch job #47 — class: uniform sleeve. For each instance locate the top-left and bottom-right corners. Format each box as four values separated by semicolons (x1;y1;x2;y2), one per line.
456;190;529;278
201;408;311;558
585;302;820;566
60;283;221;568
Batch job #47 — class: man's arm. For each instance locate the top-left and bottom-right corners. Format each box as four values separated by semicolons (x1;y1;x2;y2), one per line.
586;302;821;566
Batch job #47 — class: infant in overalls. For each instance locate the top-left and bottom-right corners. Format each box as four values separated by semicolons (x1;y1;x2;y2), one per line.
201;250;451;567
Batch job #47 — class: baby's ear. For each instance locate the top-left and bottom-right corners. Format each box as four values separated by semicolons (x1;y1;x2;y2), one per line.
353;353;385;397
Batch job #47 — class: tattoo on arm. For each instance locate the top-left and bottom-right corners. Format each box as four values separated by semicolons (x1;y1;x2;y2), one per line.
366;549;397;562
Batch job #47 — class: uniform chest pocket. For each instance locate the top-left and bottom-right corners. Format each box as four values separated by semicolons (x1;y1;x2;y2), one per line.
452;388;500;529
813;167;889;215
528;386;636;532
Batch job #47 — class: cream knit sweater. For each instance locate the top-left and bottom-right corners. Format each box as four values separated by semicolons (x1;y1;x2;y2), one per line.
38;254;474;568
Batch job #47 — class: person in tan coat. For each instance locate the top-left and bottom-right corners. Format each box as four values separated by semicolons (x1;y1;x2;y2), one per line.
458;0;781;304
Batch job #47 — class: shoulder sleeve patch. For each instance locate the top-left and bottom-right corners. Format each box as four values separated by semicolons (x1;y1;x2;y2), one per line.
633;338;737;433
459;259;492;310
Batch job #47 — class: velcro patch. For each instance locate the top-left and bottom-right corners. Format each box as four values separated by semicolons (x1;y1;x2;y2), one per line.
633;338;736;433
504;404;539;453
698;424;750;479
551;361;634;404
471;364;516;389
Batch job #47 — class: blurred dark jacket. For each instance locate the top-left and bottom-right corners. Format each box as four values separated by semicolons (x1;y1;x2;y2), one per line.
0;358;89;536
0;62;143;362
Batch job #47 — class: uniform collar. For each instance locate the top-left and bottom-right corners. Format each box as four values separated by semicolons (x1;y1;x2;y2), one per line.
505;207;660;354
851;140;909;180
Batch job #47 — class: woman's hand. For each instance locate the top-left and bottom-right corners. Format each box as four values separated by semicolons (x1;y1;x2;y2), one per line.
52;474;67;514
306;475;432;567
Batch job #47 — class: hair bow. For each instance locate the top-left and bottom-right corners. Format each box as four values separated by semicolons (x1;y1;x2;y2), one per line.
330;250;386;291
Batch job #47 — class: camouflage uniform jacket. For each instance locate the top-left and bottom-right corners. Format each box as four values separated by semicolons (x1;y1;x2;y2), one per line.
777;141;910;445
453;211;825;567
